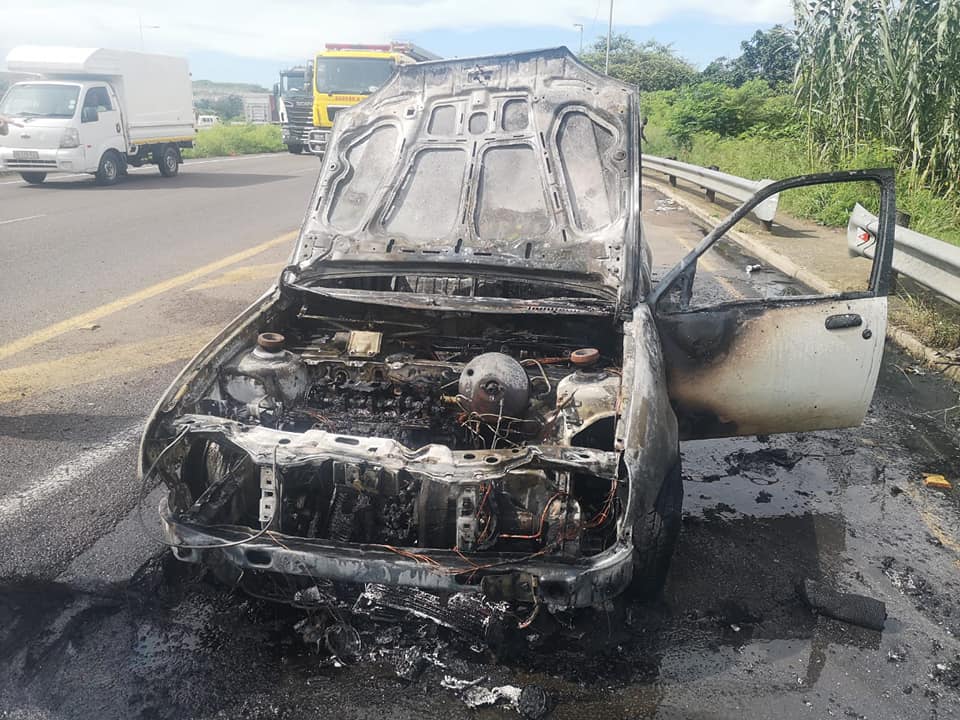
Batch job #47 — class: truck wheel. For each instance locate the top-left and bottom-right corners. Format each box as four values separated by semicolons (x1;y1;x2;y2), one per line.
20;172;46;185
158;145;180;177
95;151;122;186
286;143;303;155
628;459;683;602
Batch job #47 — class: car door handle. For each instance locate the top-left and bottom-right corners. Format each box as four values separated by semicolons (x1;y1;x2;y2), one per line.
825;313;863;330
116;122;121;133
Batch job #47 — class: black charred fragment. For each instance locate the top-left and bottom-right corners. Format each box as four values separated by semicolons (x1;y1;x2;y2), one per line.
354;583;506;644
799;579;887;631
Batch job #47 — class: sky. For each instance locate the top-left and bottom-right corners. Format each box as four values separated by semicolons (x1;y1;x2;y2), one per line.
1;0;794;88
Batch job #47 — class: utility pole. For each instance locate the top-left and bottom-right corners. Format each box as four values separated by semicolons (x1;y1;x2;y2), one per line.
605;0;614;74
573;23;584;54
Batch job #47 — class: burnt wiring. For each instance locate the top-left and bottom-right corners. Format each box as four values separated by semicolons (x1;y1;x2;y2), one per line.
520;358;552;394
452;393;543;450
583;477;618;529
497;492;565;541
138;431;286;551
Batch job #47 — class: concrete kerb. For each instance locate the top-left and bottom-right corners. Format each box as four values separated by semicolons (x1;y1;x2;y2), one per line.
644;175;960;384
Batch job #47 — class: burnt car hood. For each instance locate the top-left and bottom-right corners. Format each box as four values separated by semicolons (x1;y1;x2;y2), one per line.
290;47;640;302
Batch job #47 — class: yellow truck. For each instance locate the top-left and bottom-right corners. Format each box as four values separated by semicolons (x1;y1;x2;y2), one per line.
306;42;438;156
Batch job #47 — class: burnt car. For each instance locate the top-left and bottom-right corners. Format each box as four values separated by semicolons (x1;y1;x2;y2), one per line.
140;48;895;613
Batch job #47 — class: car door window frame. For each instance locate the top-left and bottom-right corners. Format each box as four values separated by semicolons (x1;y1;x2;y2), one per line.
647;168;897;311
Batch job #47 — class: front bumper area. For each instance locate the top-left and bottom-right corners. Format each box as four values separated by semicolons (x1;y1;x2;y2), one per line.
281;124;312;145
0;146;86;173
160;497;634;609
307;129;330;156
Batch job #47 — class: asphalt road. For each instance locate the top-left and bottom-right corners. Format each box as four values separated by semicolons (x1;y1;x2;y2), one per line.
0;157;959;719
0;153;317;580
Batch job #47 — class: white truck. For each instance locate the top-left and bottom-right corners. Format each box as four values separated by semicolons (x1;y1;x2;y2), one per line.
0;47;195;185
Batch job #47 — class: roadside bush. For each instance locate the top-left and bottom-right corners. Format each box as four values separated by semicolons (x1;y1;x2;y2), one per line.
183;123;284;159
643;81;800;149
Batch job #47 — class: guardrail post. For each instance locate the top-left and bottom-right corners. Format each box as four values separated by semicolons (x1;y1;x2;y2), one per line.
704;166;719;203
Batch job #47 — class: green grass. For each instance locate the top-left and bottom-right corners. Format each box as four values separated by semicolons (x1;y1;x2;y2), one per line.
183;124;284;159
890;290;960;351
645;131;960;247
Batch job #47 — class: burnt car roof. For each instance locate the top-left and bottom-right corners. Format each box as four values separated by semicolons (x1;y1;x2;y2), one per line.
292;47;640;299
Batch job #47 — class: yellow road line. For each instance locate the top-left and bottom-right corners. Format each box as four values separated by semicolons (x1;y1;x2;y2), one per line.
0;230;296;363
189;262;283;292
0;326;222;403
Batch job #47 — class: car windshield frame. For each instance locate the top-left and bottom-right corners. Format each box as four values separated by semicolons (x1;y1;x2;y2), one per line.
315;57;396;95
0;82;80;119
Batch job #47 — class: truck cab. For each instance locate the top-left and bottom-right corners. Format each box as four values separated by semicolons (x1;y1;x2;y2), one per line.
0;80;124;182
275;63;312;154
307;42;437;157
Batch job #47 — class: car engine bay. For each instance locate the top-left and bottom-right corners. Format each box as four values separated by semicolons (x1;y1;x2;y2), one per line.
172;289;625;562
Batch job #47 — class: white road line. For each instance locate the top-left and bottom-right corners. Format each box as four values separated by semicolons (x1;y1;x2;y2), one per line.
0;152;286;185
0;214;46;225
182;153;284;166
0;423;143;523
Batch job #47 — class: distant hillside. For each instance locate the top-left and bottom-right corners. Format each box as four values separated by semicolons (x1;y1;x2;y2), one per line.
193;79;271;98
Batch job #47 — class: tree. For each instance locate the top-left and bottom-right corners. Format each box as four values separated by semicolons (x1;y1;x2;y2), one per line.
700;57;750;87
739;25;798;87
581;34;696;91
699;25;797;88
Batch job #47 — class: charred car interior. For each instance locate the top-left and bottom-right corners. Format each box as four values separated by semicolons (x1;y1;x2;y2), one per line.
140;47;896;622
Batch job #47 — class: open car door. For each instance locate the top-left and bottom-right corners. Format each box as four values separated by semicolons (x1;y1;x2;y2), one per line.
649;169;897;440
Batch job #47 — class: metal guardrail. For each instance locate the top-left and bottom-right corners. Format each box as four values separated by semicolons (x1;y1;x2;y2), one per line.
642;154;780;228
642;154;959;305
847;203;960;305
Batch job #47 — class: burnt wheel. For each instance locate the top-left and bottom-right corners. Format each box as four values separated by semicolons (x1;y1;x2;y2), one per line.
628;458;683;602
20;172;46;184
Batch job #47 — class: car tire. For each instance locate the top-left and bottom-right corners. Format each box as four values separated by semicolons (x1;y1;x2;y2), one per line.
628;458;683;602
287;143;303;155
95;150;122;185
158;144;180;177
20;172;46;184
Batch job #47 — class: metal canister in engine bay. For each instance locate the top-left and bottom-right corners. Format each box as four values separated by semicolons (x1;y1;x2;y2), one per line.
555;348;621;447
223;332;309;419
